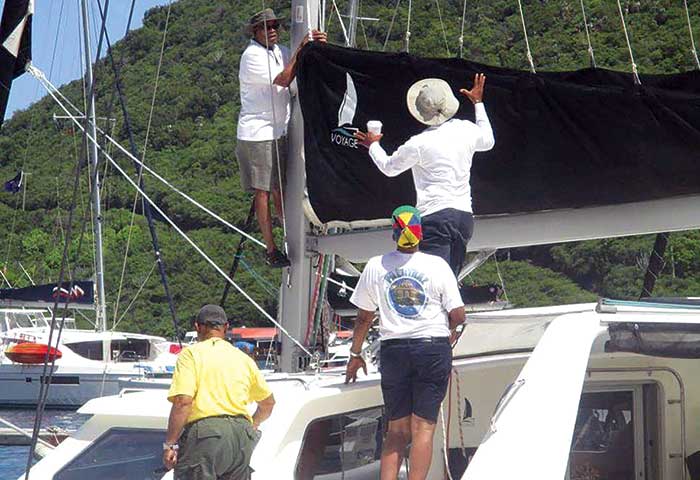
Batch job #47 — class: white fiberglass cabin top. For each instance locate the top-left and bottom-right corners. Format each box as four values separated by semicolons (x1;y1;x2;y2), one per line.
21;300;700;479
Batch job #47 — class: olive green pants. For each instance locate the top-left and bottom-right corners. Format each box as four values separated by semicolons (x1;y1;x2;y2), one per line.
175;416;256;480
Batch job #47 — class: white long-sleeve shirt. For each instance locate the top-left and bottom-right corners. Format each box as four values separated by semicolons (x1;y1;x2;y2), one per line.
368;103;494;216
237;40;291;141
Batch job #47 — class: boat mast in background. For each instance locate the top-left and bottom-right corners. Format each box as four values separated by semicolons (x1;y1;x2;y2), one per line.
279;0;321;372
80;0;108;359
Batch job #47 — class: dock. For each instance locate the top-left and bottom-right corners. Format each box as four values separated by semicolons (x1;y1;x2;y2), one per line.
0;427;72;446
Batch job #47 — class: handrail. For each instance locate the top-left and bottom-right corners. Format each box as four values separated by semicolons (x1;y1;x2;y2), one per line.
0;416;54;450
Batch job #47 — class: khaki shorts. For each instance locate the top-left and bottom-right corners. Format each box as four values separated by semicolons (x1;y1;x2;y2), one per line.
235;137;287;193
175;415;257;480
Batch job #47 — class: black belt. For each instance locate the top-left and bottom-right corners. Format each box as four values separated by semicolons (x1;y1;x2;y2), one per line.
381;336;449;346
182;414;248;436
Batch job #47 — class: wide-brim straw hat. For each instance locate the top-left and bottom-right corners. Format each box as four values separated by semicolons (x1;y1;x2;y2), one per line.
406;78;459;126
245;8;285;35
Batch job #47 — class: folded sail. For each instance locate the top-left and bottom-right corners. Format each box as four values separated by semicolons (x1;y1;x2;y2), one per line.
297;44;700;226
0;281;95;309
0;0;33;125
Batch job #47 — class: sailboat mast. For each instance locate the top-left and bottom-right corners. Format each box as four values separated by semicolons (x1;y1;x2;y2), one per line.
279;0;320;372
80;0;108;335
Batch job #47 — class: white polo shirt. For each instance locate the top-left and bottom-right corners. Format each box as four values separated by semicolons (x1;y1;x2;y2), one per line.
350;251;464;340
368;103;495;216
237;40;291;142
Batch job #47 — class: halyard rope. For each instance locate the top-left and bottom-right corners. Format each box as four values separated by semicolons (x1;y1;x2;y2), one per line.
578;0;597;68
615;0;641;84
516;0;536;73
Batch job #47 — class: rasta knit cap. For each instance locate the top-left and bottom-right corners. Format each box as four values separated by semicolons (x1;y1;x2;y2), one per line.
392;205;422;248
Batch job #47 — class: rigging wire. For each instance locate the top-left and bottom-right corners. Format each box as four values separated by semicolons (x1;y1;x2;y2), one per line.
26;70;266;250
459;0;467;58
30;78;315;357
382;0;401;52
615;0;641;84
112;260;157;330
26;3;126;468
261;1;290;259
24;94;98;480
434;0;451;57
112;0;173;328
103;132;266;248
94;0;181;339
405;0;413;52
515;0;536;73
578;0;596;68
683;0;700;69
493;252;509;303
331;0;350;46
359;18;370;50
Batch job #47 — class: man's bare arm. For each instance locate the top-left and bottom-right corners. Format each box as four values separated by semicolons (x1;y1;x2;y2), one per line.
166;395;193;445
163;395;193;470
345;309;374;383
448;306;466;344
252;393;275;429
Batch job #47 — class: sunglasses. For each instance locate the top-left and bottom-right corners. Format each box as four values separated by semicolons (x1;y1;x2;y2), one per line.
260;22;279;31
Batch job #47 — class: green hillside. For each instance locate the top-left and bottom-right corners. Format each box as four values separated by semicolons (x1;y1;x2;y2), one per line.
0;0;698;336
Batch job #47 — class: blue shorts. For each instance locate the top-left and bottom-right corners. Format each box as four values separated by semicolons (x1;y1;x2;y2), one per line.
379;337;452;423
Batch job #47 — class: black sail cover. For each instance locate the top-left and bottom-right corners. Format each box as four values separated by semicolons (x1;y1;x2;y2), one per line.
0;0;32;126
296;43;700;225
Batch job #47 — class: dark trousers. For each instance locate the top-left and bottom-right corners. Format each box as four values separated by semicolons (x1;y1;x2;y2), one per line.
175;416;256;480
420;208;474;275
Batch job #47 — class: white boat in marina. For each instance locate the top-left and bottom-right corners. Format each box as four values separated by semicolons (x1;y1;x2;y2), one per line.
22;300;700;479
0;308;179;408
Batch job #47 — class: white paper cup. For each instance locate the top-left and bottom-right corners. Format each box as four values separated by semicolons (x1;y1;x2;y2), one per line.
367;120;383;135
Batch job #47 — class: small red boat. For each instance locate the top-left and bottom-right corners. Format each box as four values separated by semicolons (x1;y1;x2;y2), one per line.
5;343;62;364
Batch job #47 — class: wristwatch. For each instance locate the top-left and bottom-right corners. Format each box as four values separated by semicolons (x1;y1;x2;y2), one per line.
348;349;362;359
163;442;179;451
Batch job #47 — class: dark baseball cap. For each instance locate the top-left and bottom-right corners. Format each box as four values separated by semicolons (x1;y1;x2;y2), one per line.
196;304;228;326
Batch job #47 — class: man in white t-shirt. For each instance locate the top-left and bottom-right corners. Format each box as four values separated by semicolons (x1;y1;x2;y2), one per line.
356;75;494;276
236;9;326;267
345;205;465;480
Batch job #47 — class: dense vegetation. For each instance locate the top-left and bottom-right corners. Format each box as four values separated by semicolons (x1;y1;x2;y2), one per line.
0;0;698;337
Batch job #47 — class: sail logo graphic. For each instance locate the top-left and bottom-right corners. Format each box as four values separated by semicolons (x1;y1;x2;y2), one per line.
330;73;359;149
52;285;85;301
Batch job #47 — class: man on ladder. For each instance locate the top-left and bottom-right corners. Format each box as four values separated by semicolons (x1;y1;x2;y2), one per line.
236;8;326;268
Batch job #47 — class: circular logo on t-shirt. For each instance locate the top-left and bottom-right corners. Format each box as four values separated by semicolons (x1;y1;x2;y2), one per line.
387;276;427;318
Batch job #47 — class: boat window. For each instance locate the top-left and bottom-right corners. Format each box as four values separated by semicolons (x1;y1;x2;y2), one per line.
54;428;165;480
65;341;104;361
6;312;39;329
295;406;387;479
112;338;151;362
569;390;637;480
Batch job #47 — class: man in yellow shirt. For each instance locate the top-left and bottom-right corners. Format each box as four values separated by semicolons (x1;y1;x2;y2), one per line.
163;305;275;479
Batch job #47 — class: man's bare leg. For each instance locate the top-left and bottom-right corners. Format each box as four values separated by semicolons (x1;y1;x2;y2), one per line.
271;187;284;225
381;416;412;480
254;189;275;253
407;414;437;480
